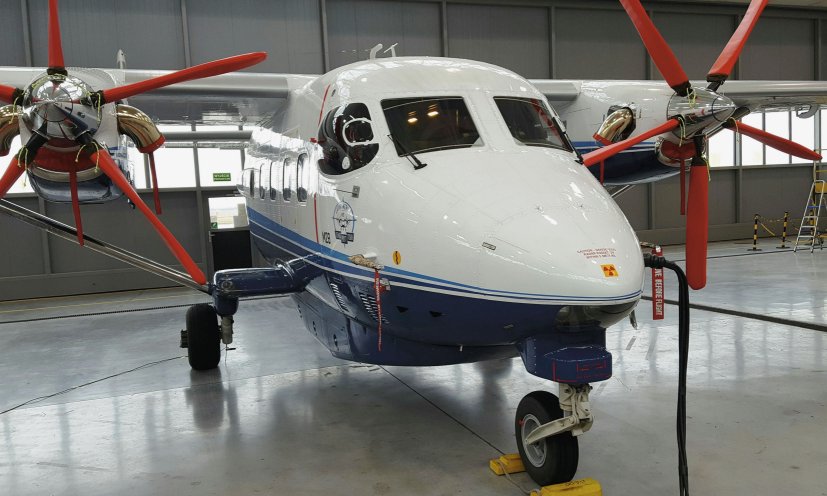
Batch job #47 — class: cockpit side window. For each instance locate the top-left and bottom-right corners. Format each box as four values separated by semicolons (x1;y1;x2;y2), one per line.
382;97;480;156
494;97;573;152
317;103;378;176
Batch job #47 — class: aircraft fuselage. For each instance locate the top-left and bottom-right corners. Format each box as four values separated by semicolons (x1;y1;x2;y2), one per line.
241;58;644;383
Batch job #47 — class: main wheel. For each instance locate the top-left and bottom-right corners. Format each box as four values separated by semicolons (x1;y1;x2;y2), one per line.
186;303;221;370
515;391;579;486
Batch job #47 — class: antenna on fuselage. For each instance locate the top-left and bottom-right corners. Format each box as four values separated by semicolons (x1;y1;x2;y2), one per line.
369;44;383;59
369;43;398;60
116;49;126;70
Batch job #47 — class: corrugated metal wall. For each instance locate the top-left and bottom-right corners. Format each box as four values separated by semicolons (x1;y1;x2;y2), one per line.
1;0;825;300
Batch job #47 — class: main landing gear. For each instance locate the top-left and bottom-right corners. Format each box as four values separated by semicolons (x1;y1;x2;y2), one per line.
514;384;593;486
180;303;235;371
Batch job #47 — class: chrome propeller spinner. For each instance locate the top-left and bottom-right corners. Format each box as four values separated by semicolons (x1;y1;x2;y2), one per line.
21;73;100;143
666;87;736;139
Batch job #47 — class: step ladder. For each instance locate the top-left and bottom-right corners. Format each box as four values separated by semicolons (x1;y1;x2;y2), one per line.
794;179;826;252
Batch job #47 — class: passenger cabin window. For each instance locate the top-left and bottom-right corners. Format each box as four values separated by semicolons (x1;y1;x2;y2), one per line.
382;97;480;156
269;160;279;200
317;103;378;175
249;168;256;196
297;153;308;202
494;97;573;151
241;168;255;197
259;162;269;199
283;157;293;201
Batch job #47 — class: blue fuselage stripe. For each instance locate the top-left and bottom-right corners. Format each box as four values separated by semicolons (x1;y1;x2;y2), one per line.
247;208;641;303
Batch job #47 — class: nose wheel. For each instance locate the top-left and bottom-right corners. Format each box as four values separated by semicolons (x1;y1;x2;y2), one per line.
515;391;579;486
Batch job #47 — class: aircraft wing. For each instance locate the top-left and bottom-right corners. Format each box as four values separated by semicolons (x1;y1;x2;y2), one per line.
0;66;316;124
716;80;827;112
529;77;827;114
526;80;581;102
125;70;314;123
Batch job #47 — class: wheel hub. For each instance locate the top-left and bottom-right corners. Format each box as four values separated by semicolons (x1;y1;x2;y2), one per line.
520;413;547;467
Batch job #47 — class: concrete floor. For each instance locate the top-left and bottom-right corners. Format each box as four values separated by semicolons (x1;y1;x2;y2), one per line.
1;239;825;495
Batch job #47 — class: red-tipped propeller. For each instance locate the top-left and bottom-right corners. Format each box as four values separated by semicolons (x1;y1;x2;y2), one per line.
707;0;768;90
0;0;267;285
583;119;680;167
722;120;822;161
47;0;65;70
619;0;691;96
88;146;206;285
594;0;813;290
98;52;266;104
0;85;19;104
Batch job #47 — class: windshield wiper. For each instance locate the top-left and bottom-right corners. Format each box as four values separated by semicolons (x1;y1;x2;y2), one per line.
387;133;427;170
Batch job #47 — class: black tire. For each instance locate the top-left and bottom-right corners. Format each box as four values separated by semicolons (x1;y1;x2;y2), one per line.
515;391;579;486
186;303;221;370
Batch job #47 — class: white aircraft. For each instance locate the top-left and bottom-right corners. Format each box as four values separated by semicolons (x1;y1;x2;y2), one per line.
0;0;823;488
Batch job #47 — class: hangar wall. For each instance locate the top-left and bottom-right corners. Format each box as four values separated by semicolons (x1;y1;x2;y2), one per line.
1;0;825;300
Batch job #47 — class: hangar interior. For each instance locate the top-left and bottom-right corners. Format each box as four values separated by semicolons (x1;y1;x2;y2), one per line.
1;0;826;495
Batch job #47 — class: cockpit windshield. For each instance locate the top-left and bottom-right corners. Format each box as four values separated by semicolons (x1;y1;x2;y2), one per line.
382;97;481;156
494;97;572;151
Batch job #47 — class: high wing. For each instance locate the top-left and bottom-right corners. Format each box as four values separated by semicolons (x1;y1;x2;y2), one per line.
714;80;827;112
0;66;306;124
532;78;827;113
125;70;311;123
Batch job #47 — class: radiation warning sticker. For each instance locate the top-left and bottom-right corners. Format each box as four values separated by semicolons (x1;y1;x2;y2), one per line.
392;251;402;265
601;264;619;277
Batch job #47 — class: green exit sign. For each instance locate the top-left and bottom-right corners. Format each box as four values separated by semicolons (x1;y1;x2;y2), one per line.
213;172;232;182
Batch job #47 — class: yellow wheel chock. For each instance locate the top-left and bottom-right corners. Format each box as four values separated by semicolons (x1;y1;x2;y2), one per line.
490;454;602;495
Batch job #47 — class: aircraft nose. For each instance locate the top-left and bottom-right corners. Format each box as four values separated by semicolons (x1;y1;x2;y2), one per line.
477;199;643;303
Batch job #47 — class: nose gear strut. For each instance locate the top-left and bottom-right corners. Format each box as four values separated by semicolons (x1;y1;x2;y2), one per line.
524;384;593;445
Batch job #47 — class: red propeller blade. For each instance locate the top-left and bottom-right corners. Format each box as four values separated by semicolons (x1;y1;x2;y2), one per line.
88;148;207;285
685;161;709;290
48;0;65;69
725;121;822;161
101;52;267;103
619;0;691;96
707;0;768;86
582;119;680;167
0;85;20;104
0;157;25;199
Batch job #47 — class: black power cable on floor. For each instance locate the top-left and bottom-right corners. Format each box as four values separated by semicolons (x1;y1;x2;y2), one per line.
0;355;186;416
644;253;691;496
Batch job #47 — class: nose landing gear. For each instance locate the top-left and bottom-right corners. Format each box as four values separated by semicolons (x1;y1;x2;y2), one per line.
515;384;593;486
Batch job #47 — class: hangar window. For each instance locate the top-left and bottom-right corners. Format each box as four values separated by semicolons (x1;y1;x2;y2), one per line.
494;97;573;151
382;97;480;156
317;103;378;175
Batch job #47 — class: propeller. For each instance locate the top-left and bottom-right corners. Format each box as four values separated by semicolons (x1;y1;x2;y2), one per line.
721;120;822;161
585;0;818;291
91;52;267;106
707;0;768;90
618;0;691;96
47;0;65;71
84;141;205;284
0;0;268;286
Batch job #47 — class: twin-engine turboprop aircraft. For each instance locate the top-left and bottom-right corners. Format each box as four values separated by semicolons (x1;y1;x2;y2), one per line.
1;0;825;488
